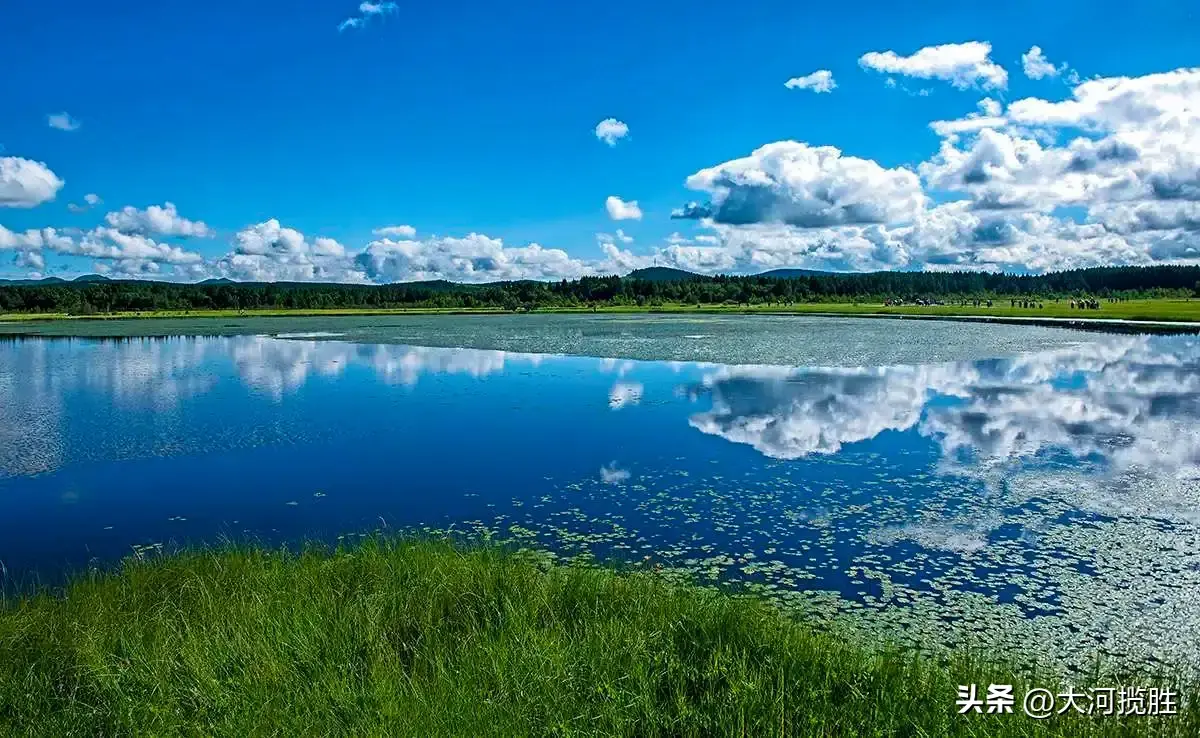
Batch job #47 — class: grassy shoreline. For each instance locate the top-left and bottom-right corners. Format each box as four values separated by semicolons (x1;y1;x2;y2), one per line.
1;297;1199;327
0;539;1193;736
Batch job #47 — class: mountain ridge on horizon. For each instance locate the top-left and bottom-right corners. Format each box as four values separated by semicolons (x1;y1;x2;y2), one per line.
1;264;1198;290
0;266;910;287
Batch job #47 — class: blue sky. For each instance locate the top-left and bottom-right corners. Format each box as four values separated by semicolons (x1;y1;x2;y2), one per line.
1;0;1198;282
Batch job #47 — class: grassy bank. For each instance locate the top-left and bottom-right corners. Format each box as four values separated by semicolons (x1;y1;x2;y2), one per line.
1;297;1198;325
0;539;1192;736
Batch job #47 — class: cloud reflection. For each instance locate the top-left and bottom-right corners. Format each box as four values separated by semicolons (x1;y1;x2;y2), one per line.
230;337;550;398
686;335;1200;522
0;336;551;476
0;337;222;476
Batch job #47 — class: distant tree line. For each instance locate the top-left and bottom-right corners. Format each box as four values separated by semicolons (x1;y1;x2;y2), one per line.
1;265;1198;314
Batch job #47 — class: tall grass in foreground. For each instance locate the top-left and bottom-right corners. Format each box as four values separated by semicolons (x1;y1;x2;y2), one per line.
0;539;1194;736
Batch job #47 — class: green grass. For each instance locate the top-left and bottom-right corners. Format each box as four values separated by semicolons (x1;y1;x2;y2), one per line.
0;306;510;321
0;539;1193;736
3;298;1199;325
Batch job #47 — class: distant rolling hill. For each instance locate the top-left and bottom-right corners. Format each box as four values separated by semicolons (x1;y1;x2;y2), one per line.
398;279;487;291
0;276;68;286
0;275;115;286
626;267;839;281
756;269;835;279
626;267;704;282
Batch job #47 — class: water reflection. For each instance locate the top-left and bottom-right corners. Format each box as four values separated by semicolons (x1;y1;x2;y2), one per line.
0;336;552;477
687;336;1200;522
4;333;1199;489
229;339;546;398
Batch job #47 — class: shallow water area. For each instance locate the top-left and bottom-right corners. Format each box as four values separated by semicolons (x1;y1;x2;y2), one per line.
1;313;1112;365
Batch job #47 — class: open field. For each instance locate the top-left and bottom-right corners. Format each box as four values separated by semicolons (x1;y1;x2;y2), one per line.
0;539;1193;736
0;306;511;321
2;297;1199;325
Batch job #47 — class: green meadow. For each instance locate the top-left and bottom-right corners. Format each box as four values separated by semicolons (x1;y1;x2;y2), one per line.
2;297;1199;325
0;539;1193;736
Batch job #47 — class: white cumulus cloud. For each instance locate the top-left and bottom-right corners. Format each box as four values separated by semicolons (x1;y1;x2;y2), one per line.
674;141;926;228
77;228;205;265
357;233;582;283
1021;46;1059;80
338;1;397;32
606;195;643;221
859;41;1008;90
595;118;630;146
47;113;82;132
104;202;211;238
784;70;836;93
0;157;65;208
373;224;417;238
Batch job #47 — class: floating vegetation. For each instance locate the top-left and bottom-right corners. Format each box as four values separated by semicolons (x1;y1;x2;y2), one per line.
446;436;1200;681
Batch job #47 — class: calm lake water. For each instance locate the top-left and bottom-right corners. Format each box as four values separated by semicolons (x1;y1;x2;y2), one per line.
2;315;1198;676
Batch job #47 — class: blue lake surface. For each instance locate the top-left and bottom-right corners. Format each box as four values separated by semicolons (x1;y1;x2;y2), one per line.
2;316;1198;676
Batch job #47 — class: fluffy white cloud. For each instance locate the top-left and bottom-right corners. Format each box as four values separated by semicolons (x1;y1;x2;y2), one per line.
889;203;1159;272
212;219;357;282
233;219;306;256
47;113;81;132
14;249;44;271
859;41;1008;90
929;98;1007;137
0;157;65;208
214;253;358;283
104;202;211;237
650;188;1200;276
1;225;46;251
0;224;202;273
357;232;587;283
373;224;417;238
68;193;103;213
784;70;836;93
924;67;1200;234
1006;67;1200;134
338;1;397;31
34;216;648;284
1021;46;1059;80
920;128;1072;210
351;226;650;284
312;237;346;258
674;141;926;228
657;217;932;274
605;195;643;221
595;228;634;245
1094;201;1200;234
74;228;204;265
595;118;630;146
0;225;74;253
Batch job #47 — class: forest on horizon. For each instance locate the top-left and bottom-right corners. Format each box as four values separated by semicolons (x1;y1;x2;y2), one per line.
1;265;1198;314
